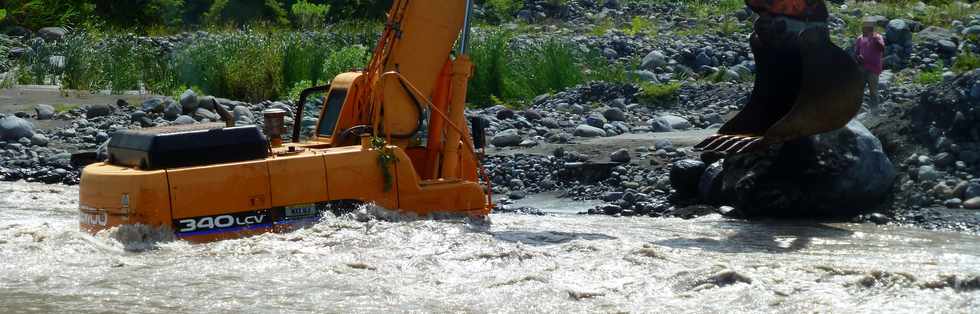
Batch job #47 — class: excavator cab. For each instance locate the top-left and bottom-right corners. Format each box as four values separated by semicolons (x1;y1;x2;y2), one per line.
695;0;864;154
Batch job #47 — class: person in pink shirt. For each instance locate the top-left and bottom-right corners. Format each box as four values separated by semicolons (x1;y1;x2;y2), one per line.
855;20;886;109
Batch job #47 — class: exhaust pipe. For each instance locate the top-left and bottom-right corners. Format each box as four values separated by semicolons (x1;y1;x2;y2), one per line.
263;109;287;148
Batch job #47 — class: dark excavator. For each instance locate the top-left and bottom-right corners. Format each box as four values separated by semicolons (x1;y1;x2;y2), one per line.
695;0;864;155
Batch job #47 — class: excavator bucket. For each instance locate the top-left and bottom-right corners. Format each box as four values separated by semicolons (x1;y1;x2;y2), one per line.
696;25;864;155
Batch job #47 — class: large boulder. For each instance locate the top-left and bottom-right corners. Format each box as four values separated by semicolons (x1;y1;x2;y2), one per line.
670;159;707;196
180;89;198;112
658;114;691;130
164;101;182;121
0;116;35;141
641;50;667;70
574;124;606;137
699;120;895;217
141;97;167;112
886;19;912;46
34;104;55;120
85;104;113;119
491;129;523;147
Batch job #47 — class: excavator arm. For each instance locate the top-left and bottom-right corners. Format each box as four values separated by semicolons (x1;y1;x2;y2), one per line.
695;0;863;155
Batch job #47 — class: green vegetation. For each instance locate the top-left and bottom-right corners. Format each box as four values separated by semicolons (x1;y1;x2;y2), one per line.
952;52;980;74
484;0;523;24
53;103;81;113
12;26;376;102
636;81;682;107
468;31;630;108
625;16;657;37
914;63;944;85
291;0;330;29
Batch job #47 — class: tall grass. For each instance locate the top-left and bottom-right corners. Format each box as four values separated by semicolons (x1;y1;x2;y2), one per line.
468;30;631;108
7;23;380;102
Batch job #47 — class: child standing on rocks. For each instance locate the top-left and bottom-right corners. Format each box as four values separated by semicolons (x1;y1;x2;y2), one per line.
855;19;886;110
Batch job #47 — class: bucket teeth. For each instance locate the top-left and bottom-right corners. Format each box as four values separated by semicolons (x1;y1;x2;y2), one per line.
694;134;724;150
695;135;766;155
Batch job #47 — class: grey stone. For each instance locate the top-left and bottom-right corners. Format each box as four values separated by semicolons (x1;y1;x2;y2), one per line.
869;213;891;225
38;27;67;41
193;108;220;121
602;107;626;122
886;19;912;45
700;121;896;217
918;165;942;181
198;95;216;110
491;129;523;147
539;118;559;129
585;113;607;128
641;50;667;69
964;183;980;200
174;115;196;125
164;101;182;121
649;117;673;132
963;25;980;36
233;106;254;125
654;139;673;151
34;104;55;120
0;116;35;141
30;134;48;147
574;124;606;137
141;97;167;112
85;104;112;119
496;108;516;120
964;197;980;209
610;148;631;162
944;198;963;208
659;114;691;130
180;89;198;112
633;70;659;83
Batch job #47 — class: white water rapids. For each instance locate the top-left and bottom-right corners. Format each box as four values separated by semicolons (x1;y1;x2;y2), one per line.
1;181;978;313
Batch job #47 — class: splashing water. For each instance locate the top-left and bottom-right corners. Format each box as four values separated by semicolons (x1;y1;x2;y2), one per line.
0;181;978;313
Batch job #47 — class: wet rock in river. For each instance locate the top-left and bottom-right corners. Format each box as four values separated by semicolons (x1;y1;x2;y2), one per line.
700;120;895;217
670;159;706;197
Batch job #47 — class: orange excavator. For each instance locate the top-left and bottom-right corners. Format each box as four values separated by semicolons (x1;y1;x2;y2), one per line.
79;0;492;241
695;0;864;154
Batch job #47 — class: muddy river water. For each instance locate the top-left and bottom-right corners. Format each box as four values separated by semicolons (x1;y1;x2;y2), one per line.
1;181;978;313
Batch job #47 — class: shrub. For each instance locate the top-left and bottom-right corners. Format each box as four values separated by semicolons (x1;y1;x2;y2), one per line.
483;0;522;24
1;0;95;29
625;16;657;37
914;65;944;85
514;38;585;97
59;33;103;90
637;81;682;107
953;52;980;74
469;30;519;107
322;45;369;82
291;0;330;29
204;0;290;26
